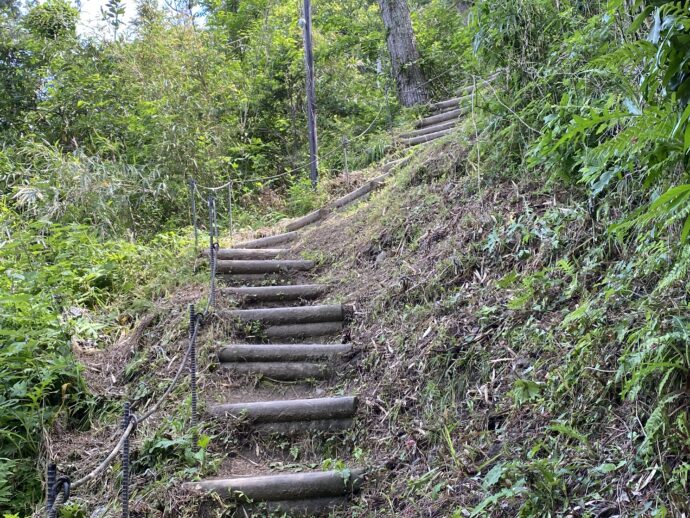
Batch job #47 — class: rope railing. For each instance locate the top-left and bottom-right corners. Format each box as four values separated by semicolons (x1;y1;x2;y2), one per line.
190;100;388;194
44;195;220;518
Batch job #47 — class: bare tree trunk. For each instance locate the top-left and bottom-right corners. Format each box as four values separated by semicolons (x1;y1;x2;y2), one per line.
377;0;429;107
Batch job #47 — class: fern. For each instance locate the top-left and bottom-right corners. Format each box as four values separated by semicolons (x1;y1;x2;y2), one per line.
656;244;690;292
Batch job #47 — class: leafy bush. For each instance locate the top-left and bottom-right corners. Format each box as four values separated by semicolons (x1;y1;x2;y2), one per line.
0;205;193;514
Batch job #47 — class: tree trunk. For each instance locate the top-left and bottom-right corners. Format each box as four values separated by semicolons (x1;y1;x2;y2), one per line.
377;0;429;107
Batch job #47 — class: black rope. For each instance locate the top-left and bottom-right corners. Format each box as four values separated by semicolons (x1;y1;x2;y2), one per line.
47;476;70;518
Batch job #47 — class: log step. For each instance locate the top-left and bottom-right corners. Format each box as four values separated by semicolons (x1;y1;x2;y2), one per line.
216;259;314;274
332;171;391;210
222;361;330;380
208;396;357;422
402;127;453;147
221;284;327;303
429;96;463;112
234;496;350;517
233;231;298;249
266;321;343;339
210;248;290;260
223;304;344;325
253;418;354;434
416;107;465;129
219;343;352;362
400;119;457;139
286;208;331;232
184;468;365;501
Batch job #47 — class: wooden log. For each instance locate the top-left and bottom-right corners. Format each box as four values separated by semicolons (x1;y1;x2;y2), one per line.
208;396;357;422
415;107;465;129
286;208;330;232
329;157;411;212
402;128;453;147
253;418;354;434
216;259;315;274
331;181;376;209
208;248;290;260
224;304;343;325
381;155;412;173
266;321;343;339
221;361;330;380
221;284;327;303
184;468;365;501
399;119;457;139
233;231;298;249
429;96;463;112
331;171;392;210
219;343;351;362
236;496;348;517
220;273;270;283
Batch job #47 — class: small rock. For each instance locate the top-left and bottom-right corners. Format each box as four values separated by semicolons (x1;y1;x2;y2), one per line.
314;388;326;397
375;251;388;266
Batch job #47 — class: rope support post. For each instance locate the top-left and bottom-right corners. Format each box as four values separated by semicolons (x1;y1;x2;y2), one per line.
227;181;234;239
46;463;56;512
121;402;131;518
342;136;350;186
189;304;198;428
189;178;198;254
207;195;218;310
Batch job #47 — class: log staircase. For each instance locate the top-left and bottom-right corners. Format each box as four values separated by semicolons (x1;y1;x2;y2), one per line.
399;77;497;148
184;92;474;516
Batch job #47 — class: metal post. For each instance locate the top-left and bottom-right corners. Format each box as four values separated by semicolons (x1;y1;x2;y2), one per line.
189;178;198;253
189;304;198;428
207;196;217;309
301;0;318;188
227;181;234;239
342;136;350;186
46;463;57;513
378;56;393;135
121;402;130;518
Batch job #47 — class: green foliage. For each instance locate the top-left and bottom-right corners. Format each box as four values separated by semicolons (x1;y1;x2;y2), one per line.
23;0;77;40
0;204;193;514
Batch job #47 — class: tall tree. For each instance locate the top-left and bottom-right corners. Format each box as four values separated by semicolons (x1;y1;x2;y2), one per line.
377;0;428;107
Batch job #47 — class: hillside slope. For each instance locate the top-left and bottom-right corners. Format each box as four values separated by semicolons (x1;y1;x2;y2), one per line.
285;132;690;516
38;106;690;518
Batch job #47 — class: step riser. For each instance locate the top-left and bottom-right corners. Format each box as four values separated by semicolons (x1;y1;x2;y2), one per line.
416;108;465;129
222;362;330;380
224;305;344;326
233;231;298;249
209;396;357;422
210;248;290;260
402;128;453;147
266;321;343;339
233;497;349;518
221;284;326;304
217;260;314;274
400;119;456;139
219;343;351;362
253;418;353;434
430;96;463;112
286;208;330;232
184;469;365;501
